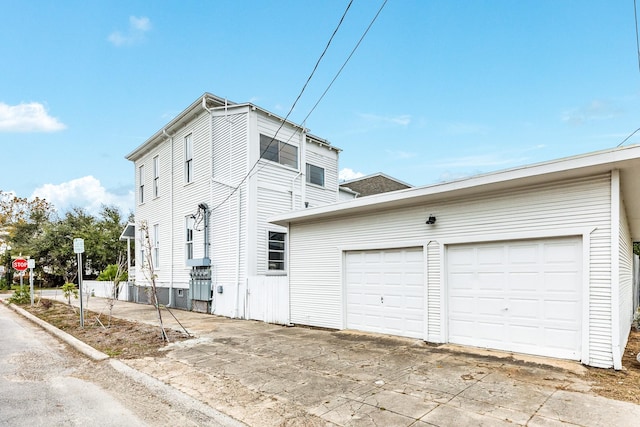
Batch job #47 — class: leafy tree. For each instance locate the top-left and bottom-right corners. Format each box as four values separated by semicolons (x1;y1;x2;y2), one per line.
62;282;78;304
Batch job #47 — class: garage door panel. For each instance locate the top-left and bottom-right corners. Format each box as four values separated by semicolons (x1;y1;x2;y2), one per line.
478;246;505;264
448;237;582;360
346;247;425;339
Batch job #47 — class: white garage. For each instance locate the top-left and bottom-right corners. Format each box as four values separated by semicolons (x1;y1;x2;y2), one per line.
447;237;582;360
345;248;424;339
275;145;640;369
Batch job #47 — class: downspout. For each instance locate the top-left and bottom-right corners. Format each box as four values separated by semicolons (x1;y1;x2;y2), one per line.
236;188;242;319
163;129;174;307
291;172;302;209
202;96;215;314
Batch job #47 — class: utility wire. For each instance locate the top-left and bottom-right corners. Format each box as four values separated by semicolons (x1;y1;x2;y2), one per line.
254;0;389;182
617;126;640;147
614;1;640;148
302;0;388;125
209;0;354;213
635;0;640;72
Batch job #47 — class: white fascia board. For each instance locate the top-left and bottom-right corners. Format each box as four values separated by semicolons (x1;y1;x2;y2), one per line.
270;144;640;226
125;93;230;161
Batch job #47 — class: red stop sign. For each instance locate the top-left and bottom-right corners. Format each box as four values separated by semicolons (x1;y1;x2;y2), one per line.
12;258;28;272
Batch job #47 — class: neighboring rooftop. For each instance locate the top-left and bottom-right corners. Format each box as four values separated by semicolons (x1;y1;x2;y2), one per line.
339;173;412;197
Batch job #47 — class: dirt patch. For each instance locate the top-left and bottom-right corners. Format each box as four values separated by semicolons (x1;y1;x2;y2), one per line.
21;299;189;359
586;327;640;404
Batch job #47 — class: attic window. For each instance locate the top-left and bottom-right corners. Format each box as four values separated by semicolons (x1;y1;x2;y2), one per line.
260;134;298;169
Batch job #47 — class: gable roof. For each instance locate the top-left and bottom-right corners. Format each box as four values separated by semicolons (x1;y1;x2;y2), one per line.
125;93;340;162
340;172;412;197
272;144;640;240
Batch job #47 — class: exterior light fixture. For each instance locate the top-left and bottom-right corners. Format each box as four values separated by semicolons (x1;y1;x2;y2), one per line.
426;215;436;225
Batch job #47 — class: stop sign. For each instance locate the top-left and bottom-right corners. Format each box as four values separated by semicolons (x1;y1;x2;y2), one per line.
12;258;28;272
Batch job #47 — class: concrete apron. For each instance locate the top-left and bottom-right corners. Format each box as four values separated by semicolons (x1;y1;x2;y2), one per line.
25;294;640;426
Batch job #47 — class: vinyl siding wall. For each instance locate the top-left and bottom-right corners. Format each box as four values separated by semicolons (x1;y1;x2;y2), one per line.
305;143;339;207
288;173;614;366
209;109;249;317
619;198;633;356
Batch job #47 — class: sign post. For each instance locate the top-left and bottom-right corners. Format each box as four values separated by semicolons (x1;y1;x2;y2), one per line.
28;259;35;306
73;238;85;327
12;258;28;291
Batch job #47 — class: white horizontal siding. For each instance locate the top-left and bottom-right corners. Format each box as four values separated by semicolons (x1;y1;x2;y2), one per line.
288;173;613;367
305;144;339;207
619;199;633;355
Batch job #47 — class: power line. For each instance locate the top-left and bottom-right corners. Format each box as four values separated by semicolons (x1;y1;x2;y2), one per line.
635;0;640;72
209;0;354;214
302;0;388;126
617;126;640;147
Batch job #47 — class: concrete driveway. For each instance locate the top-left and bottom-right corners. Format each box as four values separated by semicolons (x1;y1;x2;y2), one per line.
21;295;640;425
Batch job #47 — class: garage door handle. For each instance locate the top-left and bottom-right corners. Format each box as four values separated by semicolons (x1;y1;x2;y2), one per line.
502;307;508;311
381;296;384;304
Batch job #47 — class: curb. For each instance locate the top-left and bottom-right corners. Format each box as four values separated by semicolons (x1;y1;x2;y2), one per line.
0;297;246;427
1;298;110;361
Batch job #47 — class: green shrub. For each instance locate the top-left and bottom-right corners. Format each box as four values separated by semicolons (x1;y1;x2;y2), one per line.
8;287;30;305
62;282;78;304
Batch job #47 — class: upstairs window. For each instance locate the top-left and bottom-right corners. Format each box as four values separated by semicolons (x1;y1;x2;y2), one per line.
138;165;145;204
185;134;193;183
268;231;286;272
260;134;298;169
153;156;159;198
306;163;325;187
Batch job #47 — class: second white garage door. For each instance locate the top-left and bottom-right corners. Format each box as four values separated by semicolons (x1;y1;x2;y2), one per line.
345;248;424;339
447;237;582;360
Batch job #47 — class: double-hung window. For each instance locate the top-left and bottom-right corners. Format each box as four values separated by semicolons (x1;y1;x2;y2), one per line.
306;163;325;187
260;134;298;169
185;134;193;183
153;156;159;198
138;165;145;204
153;224;160;269
185;216;194;260
268;231;286;272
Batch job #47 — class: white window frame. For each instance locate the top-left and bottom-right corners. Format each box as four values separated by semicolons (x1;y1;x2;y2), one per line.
153;156;159;198
153;224;160;269
186;216;194;260
267;231;286;273
185;134;193;183
260;134;298;169
306;163;325;187
138;164;145;204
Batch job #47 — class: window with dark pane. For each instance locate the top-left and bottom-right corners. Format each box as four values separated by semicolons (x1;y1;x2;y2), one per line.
268;231;286;271
306;163;324;186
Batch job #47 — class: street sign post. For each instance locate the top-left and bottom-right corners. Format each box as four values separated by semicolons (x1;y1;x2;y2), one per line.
73;238;85;327
28;259;35;306
12;258;28;290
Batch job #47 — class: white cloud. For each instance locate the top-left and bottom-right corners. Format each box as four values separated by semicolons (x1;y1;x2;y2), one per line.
561;99;619;125
32;176;134;216
359;113;411;126
108;16;152;46
339;168;365;181
0;102;66;133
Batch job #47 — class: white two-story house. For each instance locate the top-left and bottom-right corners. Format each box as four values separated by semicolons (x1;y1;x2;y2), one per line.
125;93;343;323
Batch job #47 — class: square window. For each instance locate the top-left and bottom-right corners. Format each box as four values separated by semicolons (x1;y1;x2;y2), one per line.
306;163;325;186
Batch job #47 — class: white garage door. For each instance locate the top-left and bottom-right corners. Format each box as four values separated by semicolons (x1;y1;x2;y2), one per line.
345;248;424;339
447;237;582;360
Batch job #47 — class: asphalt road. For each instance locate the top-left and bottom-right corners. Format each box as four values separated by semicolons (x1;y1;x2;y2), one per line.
0;302;236;427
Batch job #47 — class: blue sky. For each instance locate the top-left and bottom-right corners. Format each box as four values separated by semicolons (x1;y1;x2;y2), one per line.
2;1;639;216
